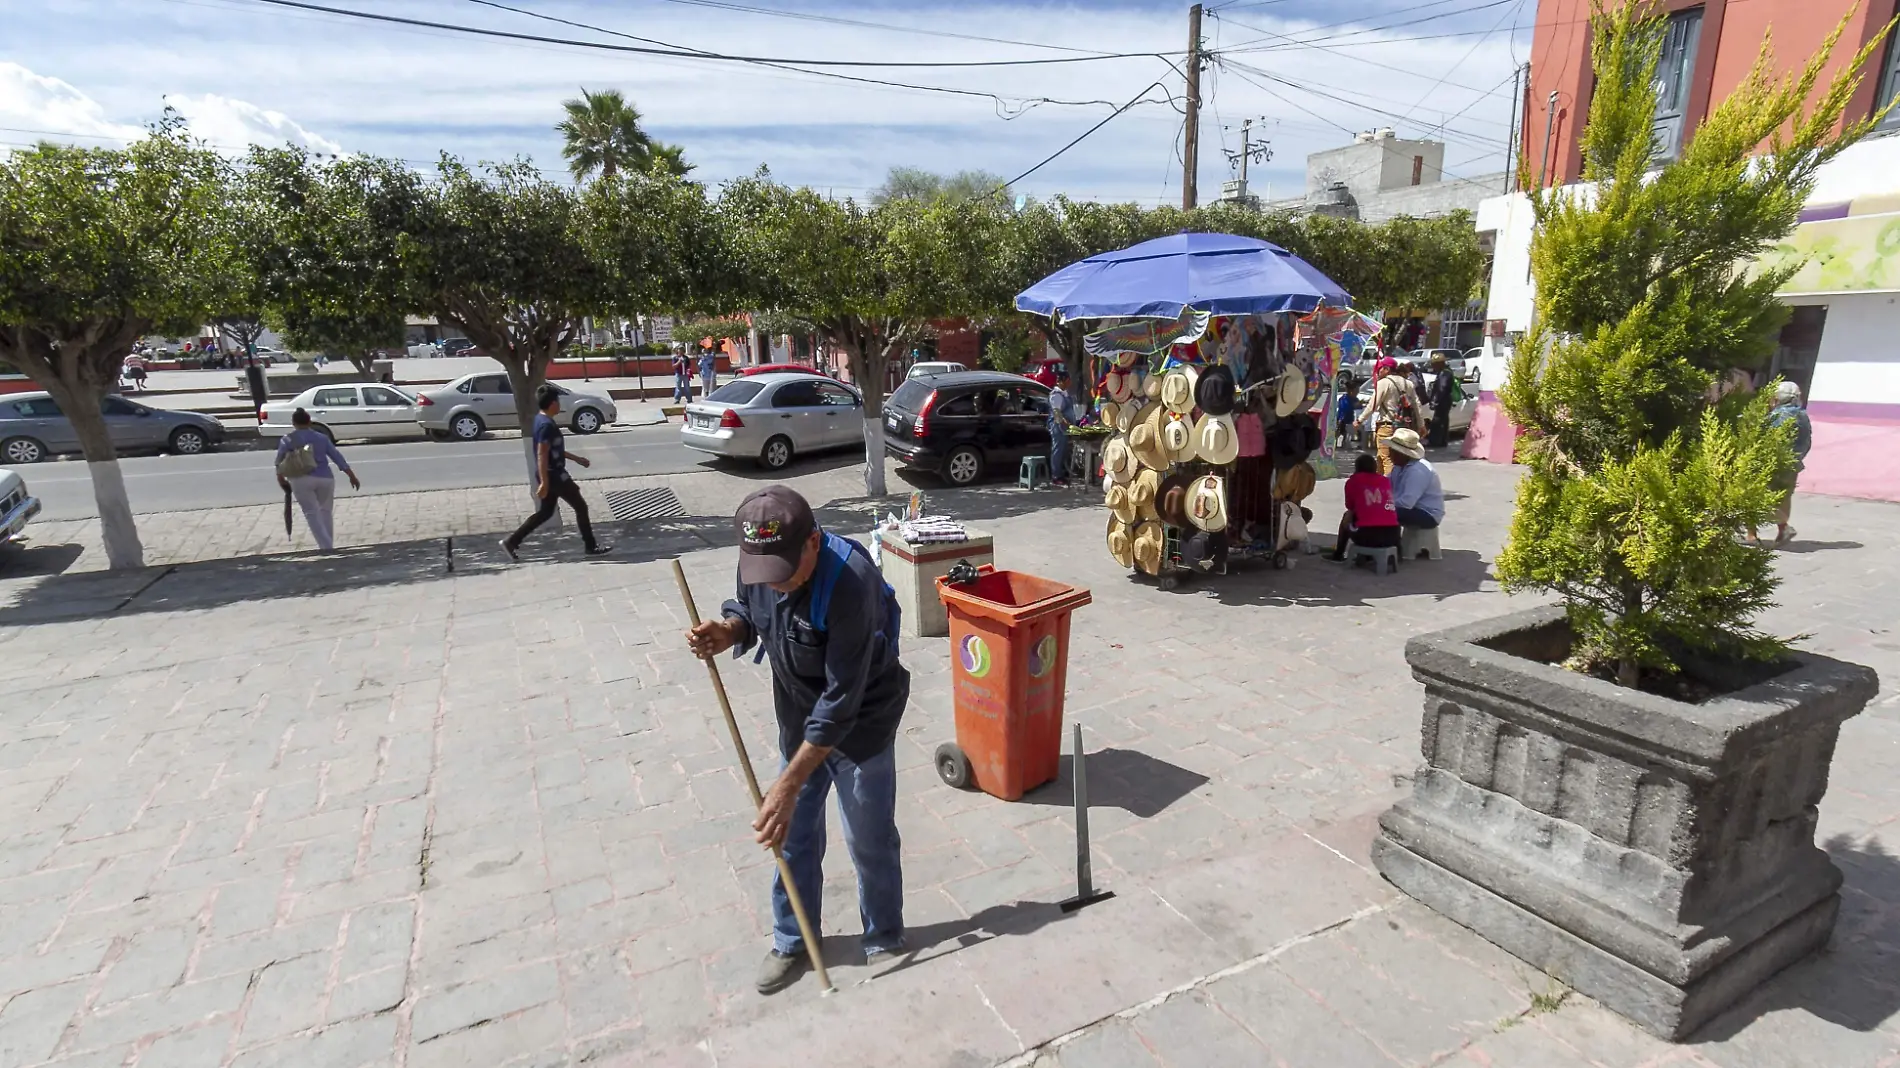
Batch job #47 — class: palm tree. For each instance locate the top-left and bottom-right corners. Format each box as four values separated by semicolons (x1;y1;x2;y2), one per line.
648;143;694;178
557;88;654;182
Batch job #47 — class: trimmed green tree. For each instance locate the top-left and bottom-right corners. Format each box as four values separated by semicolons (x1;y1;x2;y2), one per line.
0;121;232;569
1497;4;1887;687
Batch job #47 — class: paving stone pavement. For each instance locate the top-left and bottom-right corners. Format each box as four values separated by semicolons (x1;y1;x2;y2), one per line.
0;454;1895;1068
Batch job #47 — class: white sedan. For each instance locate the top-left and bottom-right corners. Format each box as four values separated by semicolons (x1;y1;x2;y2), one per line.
1;468;40;543
258;383;423;442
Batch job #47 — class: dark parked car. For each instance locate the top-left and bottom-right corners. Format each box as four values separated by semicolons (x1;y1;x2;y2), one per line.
0;392;226;464
883;371;1052;486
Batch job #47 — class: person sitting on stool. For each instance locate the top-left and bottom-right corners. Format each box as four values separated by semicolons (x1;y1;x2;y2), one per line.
1329;451;1401;561
1385;428;1445;544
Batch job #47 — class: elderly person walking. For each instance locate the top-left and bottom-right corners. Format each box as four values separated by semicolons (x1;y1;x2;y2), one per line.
275;408;360;552
1749;381;1813;548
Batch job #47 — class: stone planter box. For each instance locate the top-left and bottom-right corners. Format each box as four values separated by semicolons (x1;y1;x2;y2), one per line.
1372;606;1877;1039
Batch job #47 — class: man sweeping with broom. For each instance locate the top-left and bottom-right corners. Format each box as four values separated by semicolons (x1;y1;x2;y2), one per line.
684;486;909;994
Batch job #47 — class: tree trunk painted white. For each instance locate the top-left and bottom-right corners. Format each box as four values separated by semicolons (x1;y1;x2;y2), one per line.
87;460;144;570
860;414;887;498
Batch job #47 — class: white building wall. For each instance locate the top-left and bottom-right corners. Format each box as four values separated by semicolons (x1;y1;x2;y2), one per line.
1791;292;1900;408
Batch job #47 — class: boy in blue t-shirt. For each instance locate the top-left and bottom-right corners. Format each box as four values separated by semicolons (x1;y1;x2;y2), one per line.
1335;379;1360;449
502;383;613;560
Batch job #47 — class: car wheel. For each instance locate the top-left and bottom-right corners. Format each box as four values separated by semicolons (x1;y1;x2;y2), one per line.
450;413;485;441
2;437;46;464
571;407;603;434
168;426;207;455
943;446;983;486
314;424;337;443
759;435;794;471
427;429;454;442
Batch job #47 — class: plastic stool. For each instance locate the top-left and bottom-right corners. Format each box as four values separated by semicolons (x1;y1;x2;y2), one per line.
1402;525;1443;560
1348;540;1399;576
1018;455;1050;489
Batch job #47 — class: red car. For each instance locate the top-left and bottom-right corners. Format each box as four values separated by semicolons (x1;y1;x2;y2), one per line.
741;363;830;377
1026;358;1064;387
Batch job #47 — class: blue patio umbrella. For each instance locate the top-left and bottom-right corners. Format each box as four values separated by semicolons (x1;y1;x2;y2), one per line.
1015;232;1350;322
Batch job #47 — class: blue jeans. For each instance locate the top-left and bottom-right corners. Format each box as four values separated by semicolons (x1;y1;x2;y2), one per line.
771;744;904;956
1396;506;1440;530
673;375;691;403
1048;422;1071;482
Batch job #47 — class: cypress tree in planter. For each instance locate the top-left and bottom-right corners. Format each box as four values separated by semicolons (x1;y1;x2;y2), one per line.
1372;5;1886;1039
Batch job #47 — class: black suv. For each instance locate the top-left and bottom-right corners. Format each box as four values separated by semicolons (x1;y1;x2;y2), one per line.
883;370;1053;485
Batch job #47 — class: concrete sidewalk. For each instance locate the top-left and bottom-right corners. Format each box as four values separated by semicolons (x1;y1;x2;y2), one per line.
0;458;1894;1068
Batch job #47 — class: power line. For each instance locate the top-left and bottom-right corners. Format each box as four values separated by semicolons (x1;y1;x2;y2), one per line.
1239;0;1517;51
1399;0;1529;129
1220;59;1510;147
1225;0;1482;51
232;0;1178;68
1003;79;1174;190
639;0;1116;56
1208;11;1516;99
457;0;1181;117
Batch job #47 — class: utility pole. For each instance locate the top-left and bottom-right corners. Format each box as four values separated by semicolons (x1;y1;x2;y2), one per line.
1537;89;1559;191
1223;117;1272;205
1505;64;1526;193
1183;3;1203;210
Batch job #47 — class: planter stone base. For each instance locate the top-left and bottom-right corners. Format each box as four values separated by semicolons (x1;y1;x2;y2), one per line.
1373;606;1878;1040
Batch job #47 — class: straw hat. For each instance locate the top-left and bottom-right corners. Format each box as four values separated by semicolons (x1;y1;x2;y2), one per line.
1129;467;1161;522
1276;461;1317;503
1103;368;1136;404
1115;399;1142;435
1113;349;1140;369
1195;364;1237;416
1194;412;1240;466
1156;472;1196;529
1161;412;1196;464
1187;473;1228;533
1143;374;1164;401
1098;400;1122;429
1131;521;1166;576
1105;480;1139;524
1128;405;1170;472
1274;369;1308;418
1106;516;1135;569
1102;436;1137;483
1161;365;1200;415
1387;427;1425;460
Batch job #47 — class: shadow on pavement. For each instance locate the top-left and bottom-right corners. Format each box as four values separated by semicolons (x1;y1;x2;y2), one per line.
1691;833;1900;1041
1777;539;1865;555
691;450;868;482
0;540;85;578
1015;749;1212;818
1173;544;1493;608
871;898;1072;979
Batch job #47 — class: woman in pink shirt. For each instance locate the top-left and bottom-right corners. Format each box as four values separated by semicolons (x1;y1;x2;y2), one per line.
1329;451;1402;561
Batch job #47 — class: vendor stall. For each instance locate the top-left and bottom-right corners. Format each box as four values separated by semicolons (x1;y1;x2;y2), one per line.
1016;233;1354;591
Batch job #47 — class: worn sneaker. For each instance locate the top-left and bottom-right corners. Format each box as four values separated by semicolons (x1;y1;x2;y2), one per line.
756;949;808;995
864;947;905;968
499;539;519;562
585;543;614;557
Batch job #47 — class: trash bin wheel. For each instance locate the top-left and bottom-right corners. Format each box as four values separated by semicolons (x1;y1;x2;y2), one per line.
934;743;972;790
1272;551;1290;570
1158;572;1181;592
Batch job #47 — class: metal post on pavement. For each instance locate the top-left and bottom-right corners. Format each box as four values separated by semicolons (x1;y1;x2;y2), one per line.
1060;722;1114;913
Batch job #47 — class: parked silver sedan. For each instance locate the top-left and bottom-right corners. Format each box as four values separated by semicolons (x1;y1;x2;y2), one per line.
413;373;618;441
680;373;864;470
0;391;226;463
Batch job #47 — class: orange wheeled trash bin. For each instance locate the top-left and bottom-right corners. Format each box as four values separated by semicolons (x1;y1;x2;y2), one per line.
934;566;1092;801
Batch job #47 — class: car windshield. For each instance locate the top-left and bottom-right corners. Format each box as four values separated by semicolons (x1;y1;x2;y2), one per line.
889;380;934;411
708;381;766;405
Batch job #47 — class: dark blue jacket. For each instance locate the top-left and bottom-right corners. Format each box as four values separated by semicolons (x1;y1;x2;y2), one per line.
720;540;909;762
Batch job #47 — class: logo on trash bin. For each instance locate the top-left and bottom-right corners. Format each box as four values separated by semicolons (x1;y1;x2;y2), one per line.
1029;634;1059;678
959;634;992;678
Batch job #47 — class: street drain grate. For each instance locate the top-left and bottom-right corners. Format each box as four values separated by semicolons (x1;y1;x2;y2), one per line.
604;487;687;523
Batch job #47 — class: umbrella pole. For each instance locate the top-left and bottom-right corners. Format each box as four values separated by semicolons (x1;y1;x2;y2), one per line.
670;560;836;995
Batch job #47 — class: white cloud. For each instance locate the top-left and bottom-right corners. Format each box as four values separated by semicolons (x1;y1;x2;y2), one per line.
162;93;347;156
0;60;344;157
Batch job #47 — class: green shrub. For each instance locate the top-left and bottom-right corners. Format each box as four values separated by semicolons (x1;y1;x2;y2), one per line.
1497;3;1889;686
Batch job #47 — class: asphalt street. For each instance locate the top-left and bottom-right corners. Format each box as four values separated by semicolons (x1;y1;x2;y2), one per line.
24;418;737;520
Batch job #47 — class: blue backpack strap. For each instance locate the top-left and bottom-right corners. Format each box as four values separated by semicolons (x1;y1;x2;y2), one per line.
807;532;854;633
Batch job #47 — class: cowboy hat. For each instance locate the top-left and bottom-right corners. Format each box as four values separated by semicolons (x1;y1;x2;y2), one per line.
1102;436;1137;483
1098;400;1122;430
1186;473;1228;533
1195;364;1237;416
1129;467;1161;522
1276;461;1317;503
1193;412;1240;466
1128;405;1170;472
1387;427;1426;460
1156;472;1195;529
1131;521;1166;575
1115;399;1143;435
1161;365;1200;416
1103;368;1136;404
1106;516;1135;569
1105;480;1139;524
1144;373;1164;401
1113;349;1140;369
1161;412;1196;464
1273;369;1308;418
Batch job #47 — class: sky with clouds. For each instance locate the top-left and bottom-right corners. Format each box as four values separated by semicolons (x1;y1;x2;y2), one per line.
1;0;1534;203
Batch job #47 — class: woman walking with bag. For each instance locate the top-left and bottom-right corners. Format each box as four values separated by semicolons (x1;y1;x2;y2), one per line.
275;408;360;552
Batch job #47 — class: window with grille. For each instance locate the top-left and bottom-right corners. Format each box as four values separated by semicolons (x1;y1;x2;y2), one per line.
1876;11;1900;132
1651;8;1704;162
